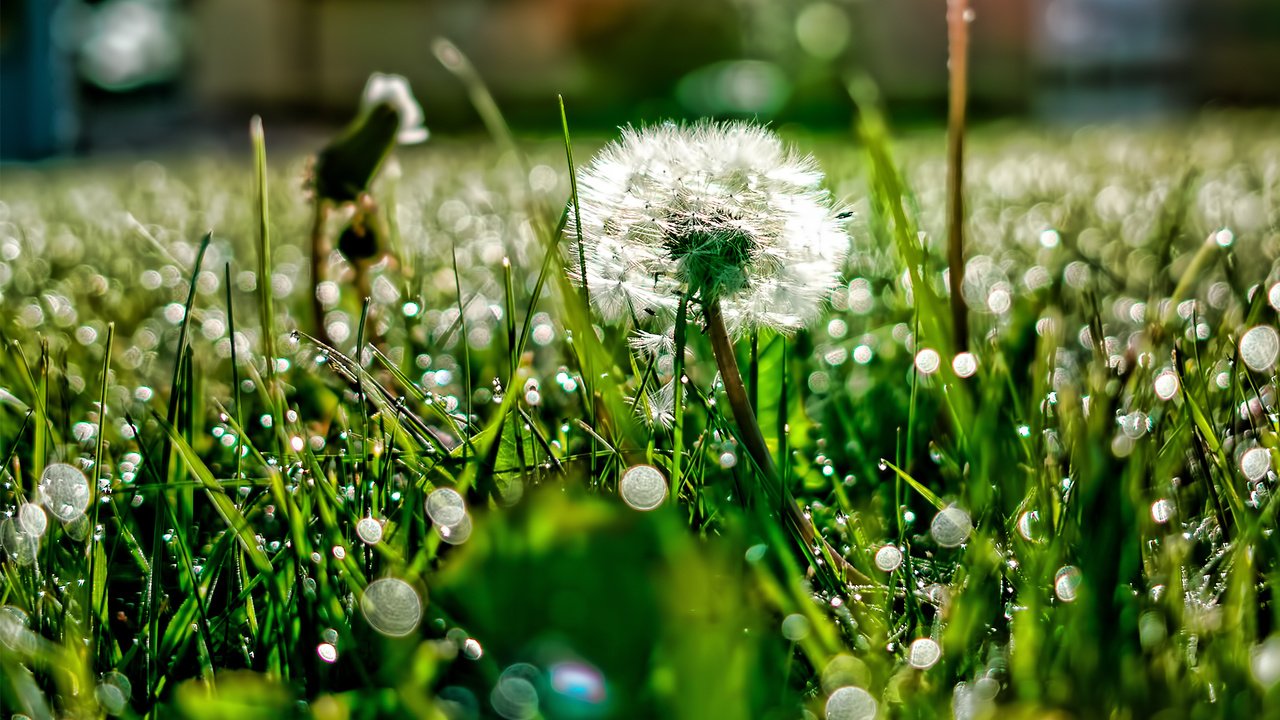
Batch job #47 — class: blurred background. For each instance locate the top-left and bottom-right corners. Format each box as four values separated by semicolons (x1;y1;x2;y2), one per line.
2;0;1279;160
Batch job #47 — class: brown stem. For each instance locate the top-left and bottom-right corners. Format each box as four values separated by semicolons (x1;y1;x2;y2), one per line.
310;199;333;346
946;0;971;352
703;299;871;585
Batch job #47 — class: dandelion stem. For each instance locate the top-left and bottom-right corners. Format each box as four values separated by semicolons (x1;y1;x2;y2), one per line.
310;197;331;346
703;298;870;585
946;0;972;352
671;294;690;500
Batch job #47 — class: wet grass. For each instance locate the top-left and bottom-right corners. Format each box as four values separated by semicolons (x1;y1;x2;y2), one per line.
1;111;1280;719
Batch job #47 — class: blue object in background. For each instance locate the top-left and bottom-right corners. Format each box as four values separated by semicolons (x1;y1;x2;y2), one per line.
1;0;78;160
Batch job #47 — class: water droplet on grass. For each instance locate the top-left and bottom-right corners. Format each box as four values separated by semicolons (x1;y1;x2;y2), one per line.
17;504;47;537
1153;370;1180;401
825;685;876;720
39;463;90;522
1054;565;1081;602
1;519;39;565
360;578;423;637
356;517;384;545
0;606;34;652
437;513;474;545
1150;498;1175;524
1240;326;1279;372
95;682;127;715
426;487;467;527
492;665;541;720
874;544;903;572
914;348;941;375
1241;447;1272;481
781;613;811;641
908;637;941;669
930;507;972;547
619;465;666;511
317;642;338;663
951;352;977;378
462;637;483;659
1251;635;1280;689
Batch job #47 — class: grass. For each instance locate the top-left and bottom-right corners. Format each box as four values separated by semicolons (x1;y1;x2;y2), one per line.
1;110;1279;719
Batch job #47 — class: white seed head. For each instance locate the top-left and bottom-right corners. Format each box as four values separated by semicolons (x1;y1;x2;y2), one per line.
361;73;429;144
567;121;850;335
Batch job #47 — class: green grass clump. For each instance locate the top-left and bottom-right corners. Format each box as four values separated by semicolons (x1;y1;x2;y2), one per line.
2;112;1280;719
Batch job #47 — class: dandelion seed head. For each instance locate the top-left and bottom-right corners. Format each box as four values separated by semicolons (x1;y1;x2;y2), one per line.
361;73;429;145
567;121;850;335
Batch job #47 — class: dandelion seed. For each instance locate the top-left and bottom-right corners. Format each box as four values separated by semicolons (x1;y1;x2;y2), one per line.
567;121;850;334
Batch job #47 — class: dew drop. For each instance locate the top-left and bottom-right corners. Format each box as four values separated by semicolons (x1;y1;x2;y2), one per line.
39;463;91;522
95;682;127;716
781;613;811;641
1153;370;1180;401
873;544;903;572
825;685;876;720
1054;565;1081;602
436;513;473;545
16;503;47;537
1241;447;1272;482
360;578;423;637
356;517;384;545
1240;326;1279;372
907;637;941;669
317;642;338;663
951;352;977;378
914;348;941;375
426;487;467;527
619;464;667;511
930;507;972;548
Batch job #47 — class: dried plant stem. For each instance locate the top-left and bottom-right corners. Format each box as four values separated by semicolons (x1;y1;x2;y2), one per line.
310;198;332;345
946;0;971;352
704;298;871;585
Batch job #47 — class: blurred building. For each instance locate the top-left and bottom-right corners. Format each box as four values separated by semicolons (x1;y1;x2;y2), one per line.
2;0;1279;158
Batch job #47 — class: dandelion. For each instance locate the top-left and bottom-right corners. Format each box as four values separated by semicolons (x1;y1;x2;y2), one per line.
567;121;850;334
360;73;430;145
568;121;866;583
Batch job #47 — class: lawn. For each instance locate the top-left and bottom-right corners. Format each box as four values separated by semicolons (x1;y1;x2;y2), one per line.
1;110;1279;719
